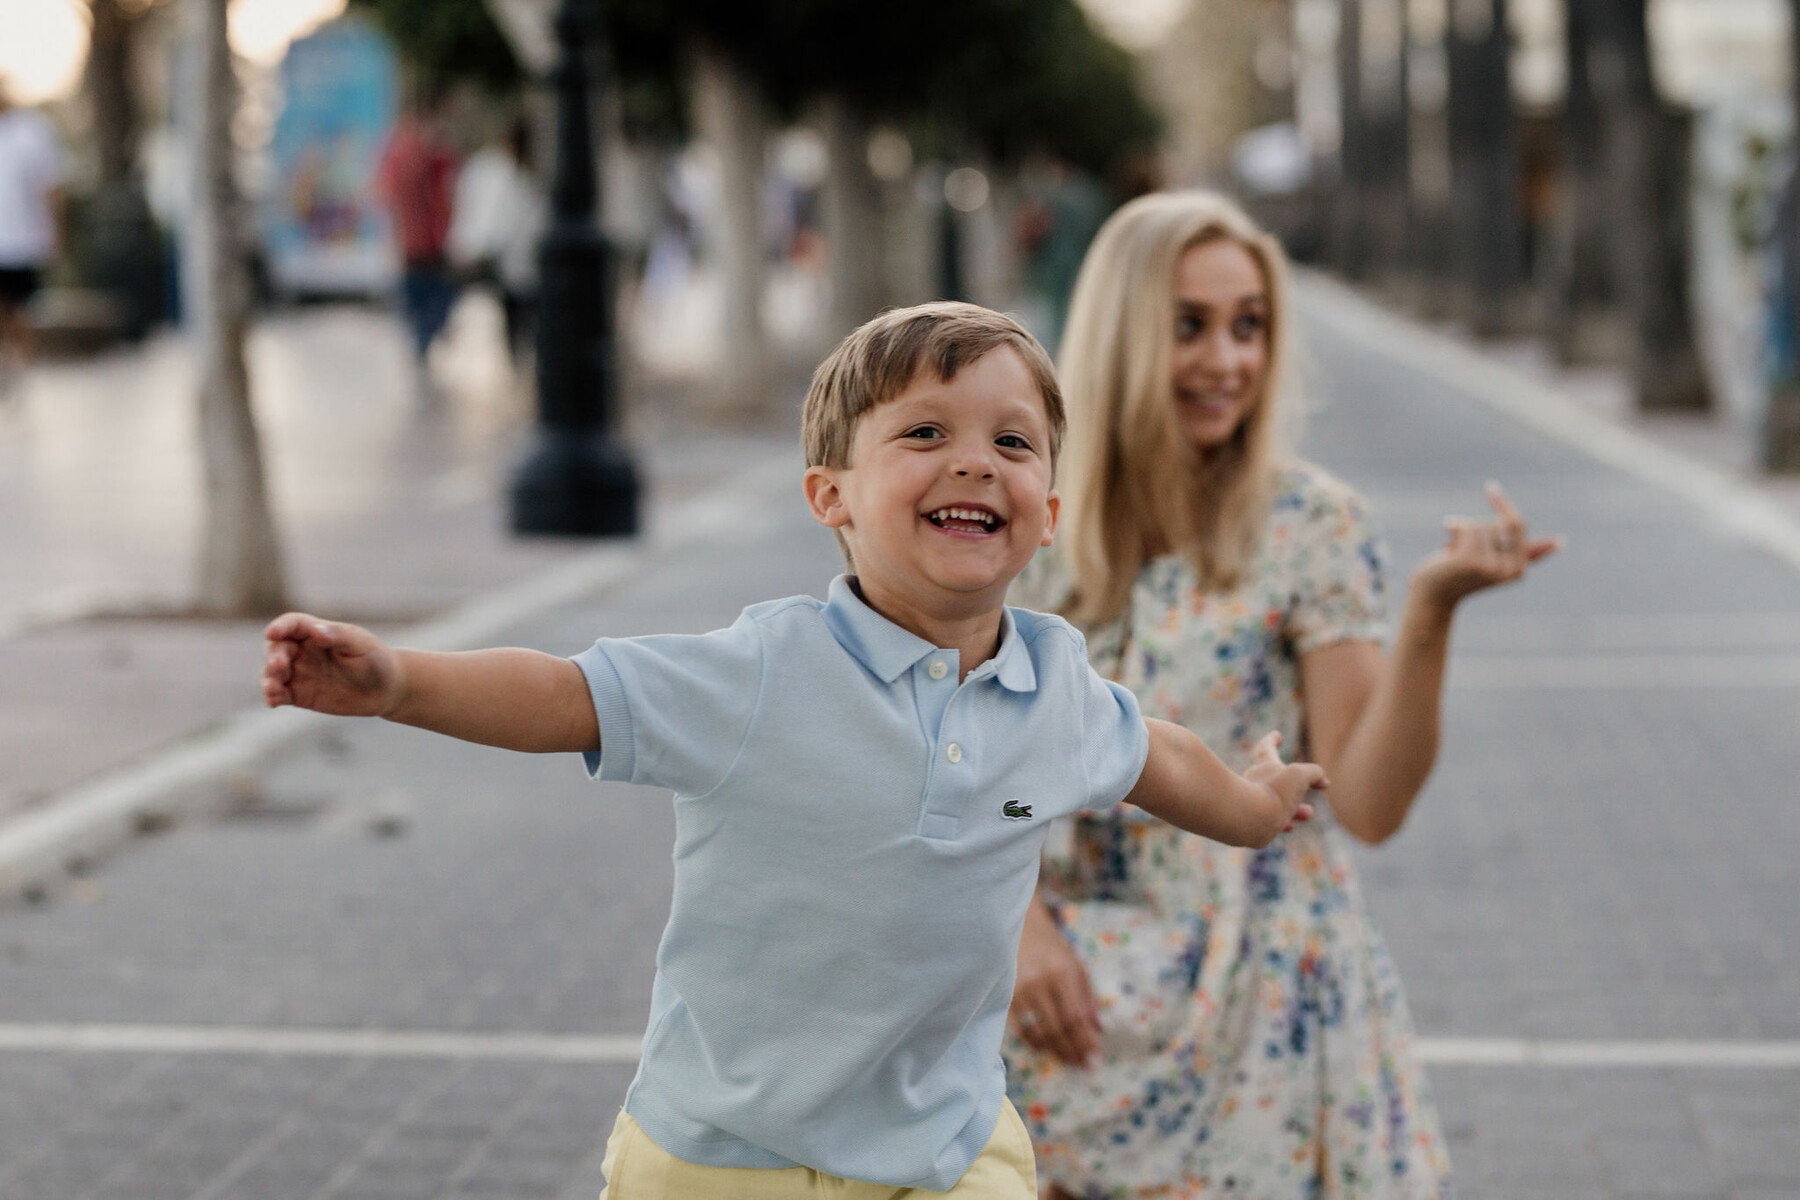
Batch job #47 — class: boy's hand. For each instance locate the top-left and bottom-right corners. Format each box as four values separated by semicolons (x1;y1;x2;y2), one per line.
1125;721;1324;847
1241;731;1324;834
262;613;404;717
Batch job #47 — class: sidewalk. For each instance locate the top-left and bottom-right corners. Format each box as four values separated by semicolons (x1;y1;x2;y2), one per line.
0;294;803;835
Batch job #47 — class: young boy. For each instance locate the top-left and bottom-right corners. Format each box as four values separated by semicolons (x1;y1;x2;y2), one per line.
261;302;1325;1199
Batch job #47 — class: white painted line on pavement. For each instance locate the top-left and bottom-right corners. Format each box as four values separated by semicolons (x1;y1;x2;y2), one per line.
0;454;802;900
1417;1037;1800;1069
0;583;123;642
0;1023;643;1063
1462;612;1800;652
1449;653;1800;689
1295;274;1800;576
2;1023;1796;1070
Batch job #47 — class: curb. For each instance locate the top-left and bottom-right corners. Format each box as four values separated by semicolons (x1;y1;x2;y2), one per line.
1295;272;1800;579
0;454;801;902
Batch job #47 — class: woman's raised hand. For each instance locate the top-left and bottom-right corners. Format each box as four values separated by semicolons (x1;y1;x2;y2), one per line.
1413;482;1560;609
262;613;404;717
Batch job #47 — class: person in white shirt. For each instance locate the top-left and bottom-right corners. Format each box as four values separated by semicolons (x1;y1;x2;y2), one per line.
447;117;545;365
0;78;66;375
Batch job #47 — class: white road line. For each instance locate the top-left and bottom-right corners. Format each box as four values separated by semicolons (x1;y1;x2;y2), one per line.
1416;1037;1800;1068
1;1024;1796;1070
0;454;802;900
0;1023;643;1062
1295;274;1800;578
1449;654;1800;689
1458;612;1800;653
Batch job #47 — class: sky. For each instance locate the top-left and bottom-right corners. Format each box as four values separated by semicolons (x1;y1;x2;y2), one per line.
0;0;347;105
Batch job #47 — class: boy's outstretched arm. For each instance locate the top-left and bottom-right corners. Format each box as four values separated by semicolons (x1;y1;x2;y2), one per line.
1124;723;1325;848
262;613;599;754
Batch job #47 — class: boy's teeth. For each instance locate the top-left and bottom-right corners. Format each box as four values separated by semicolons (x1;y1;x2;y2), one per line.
930;507;996;527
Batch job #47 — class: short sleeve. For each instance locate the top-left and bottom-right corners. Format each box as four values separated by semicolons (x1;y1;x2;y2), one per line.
571;612;765;796
1078;655;1149;811
1285;476;1390;655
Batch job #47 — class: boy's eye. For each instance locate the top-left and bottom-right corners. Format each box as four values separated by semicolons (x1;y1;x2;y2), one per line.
995;433;1031;450
903;425;942;440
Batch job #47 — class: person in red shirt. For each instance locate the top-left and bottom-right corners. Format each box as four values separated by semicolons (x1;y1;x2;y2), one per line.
377;92;459;381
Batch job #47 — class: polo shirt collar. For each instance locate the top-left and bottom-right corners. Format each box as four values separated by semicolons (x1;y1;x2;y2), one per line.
823;575;1037;693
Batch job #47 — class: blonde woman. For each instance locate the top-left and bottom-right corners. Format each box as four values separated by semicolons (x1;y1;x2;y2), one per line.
1004;192;1558;1199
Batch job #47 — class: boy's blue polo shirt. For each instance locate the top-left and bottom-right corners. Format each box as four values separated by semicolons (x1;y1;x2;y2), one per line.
571;576;1148;1191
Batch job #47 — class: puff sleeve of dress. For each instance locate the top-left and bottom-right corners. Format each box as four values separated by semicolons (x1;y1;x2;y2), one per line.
1283;471;1390;656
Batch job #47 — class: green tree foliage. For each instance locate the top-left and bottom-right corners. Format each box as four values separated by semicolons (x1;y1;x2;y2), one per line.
603;0;1158;173
347;0;521;97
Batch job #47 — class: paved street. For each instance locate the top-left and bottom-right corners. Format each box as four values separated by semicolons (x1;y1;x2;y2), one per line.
1;284;1798;1199
0;297;801;822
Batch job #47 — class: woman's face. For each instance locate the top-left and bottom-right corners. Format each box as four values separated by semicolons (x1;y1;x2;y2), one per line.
1169;238;1271;451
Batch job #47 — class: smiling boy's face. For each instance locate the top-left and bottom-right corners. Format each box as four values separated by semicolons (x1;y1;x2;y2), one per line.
803;346;1059;624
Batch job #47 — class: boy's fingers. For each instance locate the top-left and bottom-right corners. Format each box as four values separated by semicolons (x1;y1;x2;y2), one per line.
1526;536;1563;561
1253;731;1283;760
264;611;321;642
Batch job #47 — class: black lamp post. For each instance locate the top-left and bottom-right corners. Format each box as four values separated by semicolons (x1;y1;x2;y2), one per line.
510;0;640;536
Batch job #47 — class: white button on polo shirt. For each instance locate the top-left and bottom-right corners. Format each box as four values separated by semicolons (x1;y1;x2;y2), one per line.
928;660;948;680
946;742;962;762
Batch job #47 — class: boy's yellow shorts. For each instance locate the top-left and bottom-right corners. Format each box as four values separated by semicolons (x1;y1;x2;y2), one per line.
596;1100;1037;1199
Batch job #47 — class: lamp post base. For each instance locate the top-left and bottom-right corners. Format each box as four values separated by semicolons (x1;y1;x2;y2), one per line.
509;428;641;536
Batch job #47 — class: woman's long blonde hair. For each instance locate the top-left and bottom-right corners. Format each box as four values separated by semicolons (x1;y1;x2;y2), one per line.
1056;191;1295;626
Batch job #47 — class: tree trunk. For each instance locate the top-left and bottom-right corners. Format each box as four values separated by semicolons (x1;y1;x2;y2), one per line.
84;0;163;339
1359;0;1410;284
1331;0;1369;278
1586;0;1710;411
1402;0;1456;314
184;0;287;614
819;96;886;336
1764;0;1800;468
690;42;771;415
1544;0;1621;365
1445;0;1529;335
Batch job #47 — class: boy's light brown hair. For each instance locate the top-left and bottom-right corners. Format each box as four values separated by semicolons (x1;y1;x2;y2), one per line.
802;301;1066;471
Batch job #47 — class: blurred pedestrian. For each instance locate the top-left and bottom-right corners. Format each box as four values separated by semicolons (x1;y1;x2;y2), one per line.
1015;158;1106;356
0;77;66;390
377;89;459;394
1004;191;1560;1200
447;116;545;367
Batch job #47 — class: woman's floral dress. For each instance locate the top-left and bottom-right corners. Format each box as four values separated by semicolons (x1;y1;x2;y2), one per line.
1006;462;1454;1200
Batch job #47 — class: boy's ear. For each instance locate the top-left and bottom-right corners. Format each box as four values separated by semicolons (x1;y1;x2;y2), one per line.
803;465;852;530
1039;489;1061;548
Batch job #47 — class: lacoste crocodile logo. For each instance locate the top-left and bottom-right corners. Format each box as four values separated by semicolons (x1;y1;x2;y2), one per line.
1002;799;1033;820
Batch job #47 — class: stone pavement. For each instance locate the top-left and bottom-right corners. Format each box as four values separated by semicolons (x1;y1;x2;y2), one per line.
0;296;800;825
2;282;1799;1199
